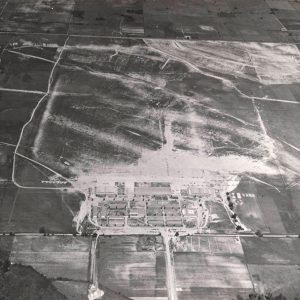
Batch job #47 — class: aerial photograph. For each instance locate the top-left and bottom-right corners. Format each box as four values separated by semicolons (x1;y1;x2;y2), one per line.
0;0;300;299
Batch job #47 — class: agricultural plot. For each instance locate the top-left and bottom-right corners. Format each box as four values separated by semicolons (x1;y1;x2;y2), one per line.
241;237;300;265
206;201;236;232
0;235;13;261
0;235;89;300
174;236;253;300
8;235;90;300
0;49;53;92
0;92;41;145
247;265;300;300
10;235;90;280
257;192;287;234
53;281;89;300
231;174;300;234
0;186;82;233
287;186;300;231
70;0;143;36
97;235;168;299
235;194;268;233
0;145;14;181
258;99;300;178
0;0;73;34
1;265;68;300
233;178;270;233
143;0;287;41
255;183;300;234
241;237;300;298
174;235;245;255
1;0;299;43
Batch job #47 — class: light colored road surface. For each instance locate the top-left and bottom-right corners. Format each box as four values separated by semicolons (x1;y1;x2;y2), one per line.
161;230;178;300
1;231;299;239
88;234;104;300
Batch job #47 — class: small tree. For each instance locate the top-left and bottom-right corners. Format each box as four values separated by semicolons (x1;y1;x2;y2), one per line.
255;230;263;237
39;226;46;234
1;259;10;273
237;292;288;300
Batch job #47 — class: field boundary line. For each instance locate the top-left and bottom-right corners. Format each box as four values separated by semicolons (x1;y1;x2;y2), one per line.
0;87;45;94
5;49;56;63
7;188;19;225
0;0;8;17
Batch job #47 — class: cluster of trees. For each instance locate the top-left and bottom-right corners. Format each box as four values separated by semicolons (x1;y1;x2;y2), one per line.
237;293;299;300
0;259;10;273
0;239;67;300
0;259;67;300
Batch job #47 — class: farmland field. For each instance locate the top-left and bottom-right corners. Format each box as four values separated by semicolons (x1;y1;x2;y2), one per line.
0;235;13;260
241;237;300;265
206;201;235;232
247;265;300;299
255;183;300;234
1;0;299;43
0;235;90;300
0;145;14;182
174;236;253;300
0;92;41;145
53;281;89;300
0;185;82;233
233;179;269;233
10;235;91;281
232;176;300;234
97;235;168;299
241;237;300;298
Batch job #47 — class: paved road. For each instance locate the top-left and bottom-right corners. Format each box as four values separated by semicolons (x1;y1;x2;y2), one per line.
1;231;299;238
161;230;178;300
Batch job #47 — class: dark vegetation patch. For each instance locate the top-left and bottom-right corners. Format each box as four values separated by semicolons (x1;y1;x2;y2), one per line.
0;187;82;233
0;237;67;300
72;10;85;19
0;237;13;261
241;238;300;265
126;9;143;15
0;51;52;92
0;264;68;300
218;11;236;17
136;235;164;251
0;146;14;181
0;92;40;144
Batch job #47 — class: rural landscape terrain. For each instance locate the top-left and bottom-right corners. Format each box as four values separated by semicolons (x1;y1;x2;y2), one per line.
1;0;300;299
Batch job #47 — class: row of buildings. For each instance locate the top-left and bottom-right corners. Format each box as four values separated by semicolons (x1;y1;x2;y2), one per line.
90;181;203;228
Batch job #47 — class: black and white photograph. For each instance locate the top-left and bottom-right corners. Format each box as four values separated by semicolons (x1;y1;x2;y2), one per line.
0;1;300;299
